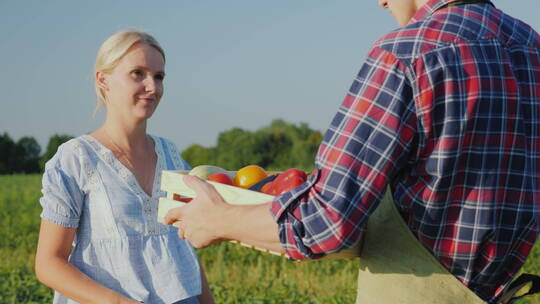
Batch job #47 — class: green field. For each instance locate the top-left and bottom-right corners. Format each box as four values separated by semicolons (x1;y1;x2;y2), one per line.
0;174;538;303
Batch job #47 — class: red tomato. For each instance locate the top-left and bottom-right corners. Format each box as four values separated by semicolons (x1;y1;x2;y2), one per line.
207;172;234;185
269;168;307;195
275;175;305;195
273;168;307;188
261;181;274;194
172;193;193;202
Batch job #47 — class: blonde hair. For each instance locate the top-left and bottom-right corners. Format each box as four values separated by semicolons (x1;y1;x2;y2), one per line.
93;30;165;116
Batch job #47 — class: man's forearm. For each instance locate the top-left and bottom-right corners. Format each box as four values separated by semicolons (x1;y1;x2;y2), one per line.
221;202;285;254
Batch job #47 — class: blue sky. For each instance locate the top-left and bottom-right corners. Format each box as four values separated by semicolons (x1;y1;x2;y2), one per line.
1;1;539;151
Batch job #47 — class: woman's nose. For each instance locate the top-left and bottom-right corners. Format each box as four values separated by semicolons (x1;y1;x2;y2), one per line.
378;0;388;8
144;77;157;93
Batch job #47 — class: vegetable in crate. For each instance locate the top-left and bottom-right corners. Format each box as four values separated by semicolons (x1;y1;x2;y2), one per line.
233;165;268;189
261;168;307;195
188;165;229;179
248;175;278;192
207;172;234;185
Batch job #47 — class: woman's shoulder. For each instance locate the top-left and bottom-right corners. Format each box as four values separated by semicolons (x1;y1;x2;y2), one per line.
151;135;183;157
151;135;177;150
43;135;102;174
40;135;97;187
45;136;84;167
150;135;191;170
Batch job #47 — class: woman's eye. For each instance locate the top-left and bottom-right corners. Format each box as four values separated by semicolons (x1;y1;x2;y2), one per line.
131;70;144;78
155;74;165;81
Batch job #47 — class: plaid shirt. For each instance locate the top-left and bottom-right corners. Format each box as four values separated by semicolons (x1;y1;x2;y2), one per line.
270;0;540;302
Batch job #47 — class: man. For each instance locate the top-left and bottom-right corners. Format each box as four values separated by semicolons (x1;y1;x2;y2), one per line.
165;0;540;302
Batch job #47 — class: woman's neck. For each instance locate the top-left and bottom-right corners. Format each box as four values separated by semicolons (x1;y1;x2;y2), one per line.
100;119;149;151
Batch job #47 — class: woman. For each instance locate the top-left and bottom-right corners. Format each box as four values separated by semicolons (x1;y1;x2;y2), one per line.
35;30;214;304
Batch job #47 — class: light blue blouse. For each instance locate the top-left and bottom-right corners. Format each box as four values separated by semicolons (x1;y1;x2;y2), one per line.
39;135;201;304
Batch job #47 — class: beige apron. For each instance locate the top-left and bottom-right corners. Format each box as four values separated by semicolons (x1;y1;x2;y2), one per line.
355;192;485;304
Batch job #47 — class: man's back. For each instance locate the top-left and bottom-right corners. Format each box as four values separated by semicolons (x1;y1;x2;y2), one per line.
370;2;540;301
267;1;538;303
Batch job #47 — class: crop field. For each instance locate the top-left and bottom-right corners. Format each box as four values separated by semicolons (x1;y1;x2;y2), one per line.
0;174;538;303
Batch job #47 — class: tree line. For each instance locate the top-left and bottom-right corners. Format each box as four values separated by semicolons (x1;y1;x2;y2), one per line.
0;133;74;174
182;119;322;171
0;119;323;175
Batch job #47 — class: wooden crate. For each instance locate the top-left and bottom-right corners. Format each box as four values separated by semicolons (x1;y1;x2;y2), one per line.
158;170;362;260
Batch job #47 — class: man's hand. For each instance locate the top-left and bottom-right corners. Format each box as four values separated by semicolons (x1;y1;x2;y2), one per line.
163;175;232;248
163;175;285;254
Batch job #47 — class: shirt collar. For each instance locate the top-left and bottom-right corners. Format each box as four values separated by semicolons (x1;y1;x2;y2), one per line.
409;0;460;24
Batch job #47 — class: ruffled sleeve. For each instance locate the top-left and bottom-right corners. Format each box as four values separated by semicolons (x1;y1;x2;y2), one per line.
39;142;85;228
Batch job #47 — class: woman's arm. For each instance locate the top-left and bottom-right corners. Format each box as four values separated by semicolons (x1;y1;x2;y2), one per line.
197;264;215;304
35;219;140;304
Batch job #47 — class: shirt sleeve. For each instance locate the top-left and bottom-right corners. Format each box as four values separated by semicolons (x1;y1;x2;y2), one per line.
269;47;418;259
39;144;85;228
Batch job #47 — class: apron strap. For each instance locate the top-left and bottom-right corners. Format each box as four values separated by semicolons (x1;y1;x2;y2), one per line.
497;273;540;304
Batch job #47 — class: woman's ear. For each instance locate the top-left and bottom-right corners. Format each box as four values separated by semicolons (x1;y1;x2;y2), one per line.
96;71;108;91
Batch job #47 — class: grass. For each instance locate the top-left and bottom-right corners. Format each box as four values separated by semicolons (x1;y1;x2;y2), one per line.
0;174;538;303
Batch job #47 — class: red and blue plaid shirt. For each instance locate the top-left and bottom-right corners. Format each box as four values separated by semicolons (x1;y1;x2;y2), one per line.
270;0;540;302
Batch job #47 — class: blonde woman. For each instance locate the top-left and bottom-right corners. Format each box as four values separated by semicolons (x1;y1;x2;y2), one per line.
35;30;214;304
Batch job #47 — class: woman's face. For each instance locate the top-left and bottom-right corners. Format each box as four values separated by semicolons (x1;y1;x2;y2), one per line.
99;43;165;122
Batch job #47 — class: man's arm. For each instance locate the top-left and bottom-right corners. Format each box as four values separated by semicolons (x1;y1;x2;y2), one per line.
165;46;417;259
268;47;417;259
